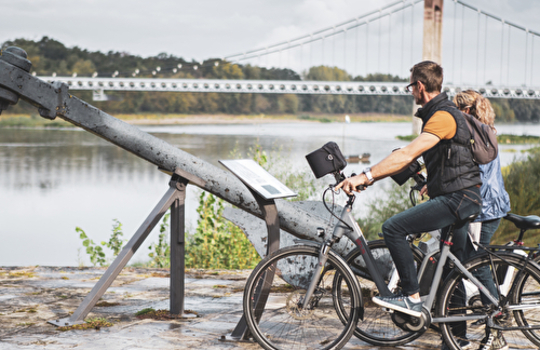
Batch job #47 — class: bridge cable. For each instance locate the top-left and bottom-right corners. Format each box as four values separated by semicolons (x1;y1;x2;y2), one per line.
388;12;392;75
484;15;488;85
460;5;465;84
524;31;528;86
378;10;382;73
223;0;412;60
507;26;511;86
355;21;359;75
401;2;405;74
452;0;457;84
476;10;481;85
300;43;303;71
366;21;369;75
410;3;414;69
310;37;313;69
322;36;325;65
288;42;291;69
531;36;535;86
228;1;420;64
332;27;336;66
344;29;347;73
500;20;504;84
456;0;540;37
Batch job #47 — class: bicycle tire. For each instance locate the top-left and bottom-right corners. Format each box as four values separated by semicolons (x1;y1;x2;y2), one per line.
243;244;362;350
334;240;425;346
511;254;540;347
437;252;540;350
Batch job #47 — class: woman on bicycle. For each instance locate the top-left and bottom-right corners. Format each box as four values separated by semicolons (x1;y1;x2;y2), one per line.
454;90;511;350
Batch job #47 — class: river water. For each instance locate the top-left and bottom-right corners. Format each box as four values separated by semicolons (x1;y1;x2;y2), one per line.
0;122;537;266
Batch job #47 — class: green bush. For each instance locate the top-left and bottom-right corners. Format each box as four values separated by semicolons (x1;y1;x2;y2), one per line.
184;142;316;269
495;149;540;245
497;134;540;144
356;180;416;241
185;191;260;269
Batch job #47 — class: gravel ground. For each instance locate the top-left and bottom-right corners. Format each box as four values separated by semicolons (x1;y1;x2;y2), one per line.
0;266;444;350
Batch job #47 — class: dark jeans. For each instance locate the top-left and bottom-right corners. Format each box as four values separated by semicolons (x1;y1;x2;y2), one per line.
465;218;502;305
382;186;482;296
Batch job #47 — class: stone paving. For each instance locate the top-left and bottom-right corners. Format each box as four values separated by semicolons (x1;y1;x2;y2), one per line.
0;266;445;350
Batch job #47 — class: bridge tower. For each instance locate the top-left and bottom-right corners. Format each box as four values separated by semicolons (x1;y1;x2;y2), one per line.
423;0;444;63
413;0;444;134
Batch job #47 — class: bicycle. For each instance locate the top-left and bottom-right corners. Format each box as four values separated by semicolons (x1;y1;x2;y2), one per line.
242;169;540;350
342;173;540;346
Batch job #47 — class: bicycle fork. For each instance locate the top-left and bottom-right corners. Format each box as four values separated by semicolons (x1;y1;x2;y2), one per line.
301;238;334;309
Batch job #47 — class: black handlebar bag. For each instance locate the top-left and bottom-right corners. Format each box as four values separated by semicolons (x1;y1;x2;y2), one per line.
305;142;347;178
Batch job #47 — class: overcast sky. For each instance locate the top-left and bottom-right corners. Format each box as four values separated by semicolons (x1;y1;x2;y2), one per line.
3;0;540;85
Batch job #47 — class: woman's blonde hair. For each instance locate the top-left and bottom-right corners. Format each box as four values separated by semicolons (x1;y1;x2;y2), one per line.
453;90;496;132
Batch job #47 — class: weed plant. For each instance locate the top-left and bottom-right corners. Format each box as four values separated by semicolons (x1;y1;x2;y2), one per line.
147;213;171;268
76;219;125;267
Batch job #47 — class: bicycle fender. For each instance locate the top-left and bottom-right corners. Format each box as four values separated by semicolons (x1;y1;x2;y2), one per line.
293;238;323;247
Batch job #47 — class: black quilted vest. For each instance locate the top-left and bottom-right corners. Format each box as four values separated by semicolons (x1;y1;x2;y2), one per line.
416;93;481;198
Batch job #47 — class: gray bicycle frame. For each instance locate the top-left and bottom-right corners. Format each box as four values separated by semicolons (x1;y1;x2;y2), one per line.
302;198;504;323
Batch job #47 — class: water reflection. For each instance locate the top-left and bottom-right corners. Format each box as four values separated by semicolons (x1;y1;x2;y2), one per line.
0;123;536;266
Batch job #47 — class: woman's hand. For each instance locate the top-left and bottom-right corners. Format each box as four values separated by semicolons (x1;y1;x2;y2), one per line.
419;184;428;200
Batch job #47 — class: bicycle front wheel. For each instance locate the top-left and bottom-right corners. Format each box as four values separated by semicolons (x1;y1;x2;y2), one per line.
333;240;424;346
243;244;362;350
438;253;540;350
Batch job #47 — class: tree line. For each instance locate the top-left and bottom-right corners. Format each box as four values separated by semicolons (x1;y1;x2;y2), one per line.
2;37;538;122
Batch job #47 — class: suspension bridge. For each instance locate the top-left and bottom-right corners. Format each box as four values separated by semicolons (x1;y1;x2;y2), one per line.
37;0;540;100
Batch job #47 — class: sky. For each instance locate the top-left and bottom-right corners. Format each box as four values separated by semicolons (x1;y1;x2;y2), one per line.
3;0;540;85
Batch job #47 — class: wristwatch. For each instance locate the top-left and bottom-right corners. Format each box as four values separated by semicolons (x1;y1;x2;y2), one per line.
362;167;374;184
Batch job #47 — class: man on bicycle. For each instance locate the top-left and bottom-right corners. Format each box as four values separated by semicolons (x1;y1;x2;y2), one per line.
336;60;482;332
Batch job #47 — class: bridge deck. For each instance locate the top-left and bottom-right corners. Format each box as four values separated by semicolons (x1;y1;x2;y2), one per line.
38;77;540;99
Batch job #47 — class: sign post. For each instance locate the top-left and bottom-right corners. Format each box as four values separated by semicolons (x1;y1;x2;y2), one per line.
218;159;296;342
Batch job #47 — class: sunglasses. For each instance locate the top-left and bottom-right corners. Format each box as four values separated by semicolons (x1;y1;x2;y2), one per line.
406;81;419;93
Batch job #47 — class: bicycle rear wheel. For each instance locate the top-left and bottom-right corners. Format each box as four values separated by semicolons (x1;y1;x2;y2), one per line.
334;240;424;346
243;244;362;350
438;253;540;350
511;255;540;347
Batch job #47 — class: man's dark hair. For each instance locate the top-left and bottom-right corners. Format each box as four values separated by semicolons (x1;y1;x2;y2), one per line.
410;61;443;93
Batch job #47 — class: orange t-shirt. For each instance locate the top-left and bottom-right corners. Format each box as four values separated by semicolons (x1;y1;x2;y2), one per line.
423;111;456;140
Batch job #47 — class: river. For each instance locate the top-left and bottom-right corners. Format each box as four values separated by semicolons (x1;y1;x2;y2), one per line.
0;122;537;266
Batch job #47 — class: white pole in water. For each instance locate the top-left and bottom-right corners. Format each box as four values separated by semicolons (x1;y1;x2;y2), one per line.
343;114;351;155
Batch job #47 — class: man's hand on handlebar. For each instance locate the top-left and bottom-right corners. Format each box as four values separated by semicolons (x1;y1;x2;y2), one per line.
334;174;369;195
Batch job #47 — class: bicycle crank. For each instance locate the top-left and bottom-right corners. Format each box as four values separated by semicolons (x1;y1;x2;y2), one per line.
391;308;431;333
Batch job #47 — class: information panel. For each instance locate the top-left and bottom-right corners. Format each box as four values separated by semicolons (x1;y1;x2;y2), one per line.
220;159;297;200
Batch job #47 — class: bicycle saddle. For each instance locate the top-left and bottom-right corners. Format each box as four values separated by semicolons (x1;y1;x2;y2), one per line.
504;213;540;230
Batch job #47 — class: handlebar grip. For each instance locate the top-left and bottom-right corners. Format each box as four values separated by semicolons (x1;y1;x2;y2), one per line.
356;185;367;191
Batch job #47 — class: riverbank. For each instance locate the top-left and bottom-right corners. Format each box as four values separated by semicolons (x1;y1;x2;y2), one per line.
0;113;411;128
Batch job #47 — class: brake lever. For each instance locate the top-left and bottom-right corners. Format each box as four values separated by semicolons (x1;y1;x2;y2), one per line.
350;173;367;191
